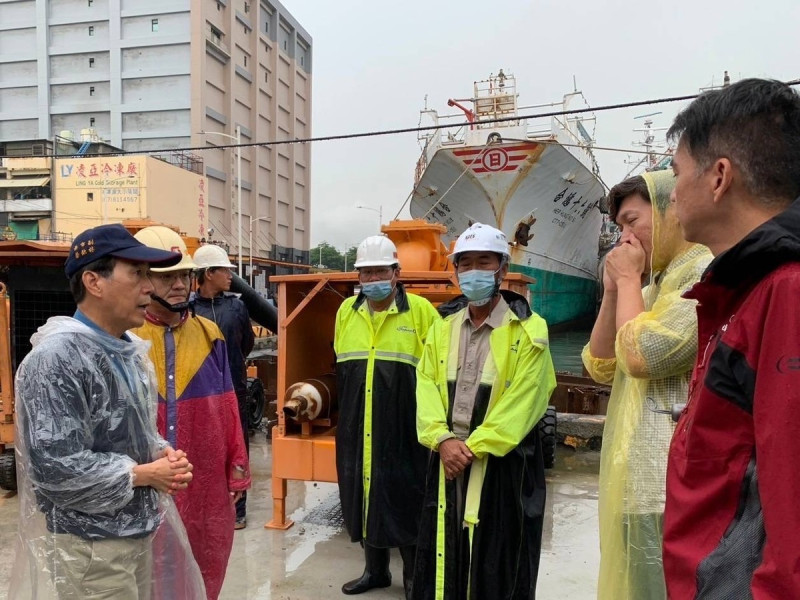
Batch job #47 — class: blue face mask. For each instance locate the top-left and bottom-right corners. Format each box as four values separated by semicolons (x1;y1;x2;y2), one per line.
457;269;498;306
362;280;394;301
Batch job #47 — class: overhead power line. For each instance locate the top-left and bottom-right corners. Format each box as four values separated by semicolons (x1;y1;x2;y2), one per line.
3;79;799;160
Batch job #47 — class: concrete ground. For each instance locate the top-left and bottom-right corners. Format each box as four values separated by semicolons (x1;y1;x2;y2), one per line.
0;434;600;599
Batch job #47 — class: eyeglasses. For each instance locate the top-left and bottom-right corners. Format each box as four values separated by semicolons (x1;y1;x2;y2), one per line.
358;267;394;280
150;271;192;286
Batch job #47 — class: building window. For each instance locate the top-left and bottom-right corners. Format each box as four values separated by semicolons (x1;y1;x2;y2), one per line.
89;57;95;67
210;24;223;45
264;71;268;83
90;117;95;126
244;2;249;13
151;19;159;32
283;39;287;51
217;1;222;10
88;0;93;6
87;192;94;202
88;26;94;36
300;55;304;66
243;55;247;67
89;86;95;96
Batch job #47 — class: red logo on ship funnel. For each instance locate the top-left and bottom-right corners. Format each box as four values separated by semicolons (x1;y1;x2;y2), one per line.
482;149;509;171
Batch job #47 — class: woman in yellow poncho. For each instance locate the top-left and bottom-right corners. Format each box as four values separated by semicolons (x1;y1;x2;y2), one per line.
582;170;712;599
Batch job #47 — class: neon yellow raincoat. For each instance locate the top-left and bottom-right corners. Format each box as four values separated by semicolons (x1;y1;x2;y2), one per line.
334;282;440;548
582;170;712;599
414;291;556;600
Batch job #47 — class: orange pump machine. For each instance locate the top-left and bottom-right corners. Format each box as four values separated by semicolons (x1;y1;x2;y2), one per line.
266;219;533;529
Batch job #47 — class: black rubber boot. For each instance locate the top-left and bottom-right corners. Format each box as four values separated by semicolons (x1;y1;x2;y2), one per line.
341;544;391;595
398;545;417;599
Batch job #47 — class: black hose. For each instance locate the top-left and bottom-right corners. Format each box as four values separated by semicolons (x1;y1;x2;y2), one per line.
230;274;278;332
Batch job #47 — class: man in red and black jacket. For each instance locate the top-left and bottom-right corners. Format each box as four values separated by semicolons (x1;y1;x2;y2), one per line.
664;78;800;599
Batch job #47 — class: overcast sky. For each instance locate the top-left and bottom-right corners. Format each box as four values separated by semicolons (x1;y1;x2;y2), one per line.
286;0;799;250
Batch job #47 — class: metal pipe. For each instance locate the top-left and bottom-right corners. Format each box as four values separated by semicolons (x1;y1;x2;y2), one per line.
282;375;337;423
230;273;277;332
236;124;242;278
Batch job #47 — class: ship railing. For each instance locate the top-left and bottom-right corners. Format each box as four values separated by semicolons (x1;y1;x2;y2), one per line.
418;108;473;152
473;74;518;119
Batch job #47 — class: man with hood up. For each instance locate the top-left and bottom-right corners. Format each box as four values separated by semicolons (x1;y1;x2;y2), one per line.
582;170;711;599
131;226;250;600
335;235;440;597
413;222;557;600
663;78;800;598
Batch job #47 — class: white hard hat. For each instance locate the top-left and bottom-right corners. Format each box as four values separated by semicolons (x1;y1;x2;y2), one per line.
193;244;235;270
449;222;510;262
134;226;198;272
353;235;400;268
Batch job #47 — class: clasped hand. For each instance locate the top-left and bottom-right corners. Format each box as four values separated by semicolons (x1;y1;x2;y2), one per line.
604;236;646;291
439;438;473;480
135;447;193;496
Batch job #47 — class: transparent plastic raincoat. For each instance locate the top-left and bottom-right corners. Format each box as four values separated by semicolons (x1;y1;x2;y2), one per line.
582;171;712;600
10;316;205;599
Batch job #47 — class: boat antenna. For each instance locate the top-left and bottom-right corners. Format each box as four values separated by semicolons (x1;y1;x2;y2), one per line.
573;75;577;92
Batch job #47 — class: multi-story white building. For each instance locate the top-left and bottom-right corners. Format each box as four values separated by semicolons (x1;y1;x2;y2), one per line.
0;0;312;272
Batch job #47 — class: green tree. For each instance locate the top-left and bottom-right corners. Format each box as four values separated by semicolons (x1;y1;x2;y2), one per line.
310;242;360;272
344;246;358;272
311;242;342;270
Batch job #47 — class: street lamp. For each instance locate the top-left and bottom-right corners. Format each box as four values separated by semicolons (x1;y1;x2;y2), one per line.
249;215;271;287
355;204;383;230
199;126;242;277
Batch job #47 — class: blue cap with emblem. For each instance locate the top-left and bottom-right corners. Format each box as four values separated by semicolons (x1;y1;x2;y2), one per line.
65;224;182;278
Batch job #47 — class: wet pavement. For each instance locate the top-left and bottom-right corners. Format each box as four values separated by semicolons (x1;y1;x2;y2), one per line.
0;434;601;599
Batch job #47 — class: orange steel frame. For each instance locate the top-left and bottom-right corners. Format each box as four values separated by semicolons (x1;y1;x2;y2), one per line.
0;284;14;449
265;270;533;530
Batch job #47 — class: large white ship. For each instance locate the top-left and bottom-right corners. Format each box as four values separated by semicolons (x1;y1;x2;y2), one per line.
409;71;605;327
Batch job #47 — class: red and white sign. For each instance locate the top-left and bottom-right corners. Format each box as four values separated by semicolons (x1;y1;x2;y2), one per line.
453;143;538;174
481;149;509;171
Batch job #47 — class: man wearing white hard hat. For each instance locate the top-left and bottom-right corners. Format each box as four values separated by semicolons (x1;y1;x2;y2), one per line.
193;244;254;530
412;222;557;599
334;235;440;597
132;226;250;600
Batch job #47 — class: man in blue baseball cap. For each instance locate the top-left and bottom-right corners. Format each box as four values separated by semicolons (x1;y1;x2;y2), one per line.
9;224;207;598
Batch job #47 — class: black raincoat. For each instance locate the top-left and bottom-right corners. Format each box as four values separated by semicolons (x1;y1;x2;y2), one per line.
334;282;440;547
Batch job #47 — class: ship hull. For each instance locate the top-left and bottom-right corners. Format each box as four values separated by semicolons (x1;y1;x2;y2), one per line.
509;263;597;330
410;140;604;327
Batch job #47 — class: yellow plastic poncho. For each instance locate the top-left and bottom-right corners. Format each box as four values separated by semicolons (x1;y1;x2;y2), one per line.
582;170;712;600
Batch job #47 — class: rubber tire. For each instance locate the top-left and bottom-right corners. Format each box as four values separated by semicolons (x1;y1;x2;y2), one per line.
0;449;17;491
247;377;266;430
538;406;557;469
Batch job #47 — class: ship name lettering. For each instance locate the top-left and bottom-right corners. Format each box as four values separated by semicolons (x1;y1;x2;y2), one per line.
553;208;576;223
552;188;568;203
